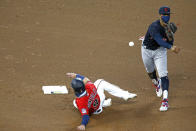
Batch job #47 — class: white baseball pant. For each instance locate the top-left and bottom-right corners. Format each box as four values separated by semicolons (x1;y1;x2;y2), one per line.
141;46;168;78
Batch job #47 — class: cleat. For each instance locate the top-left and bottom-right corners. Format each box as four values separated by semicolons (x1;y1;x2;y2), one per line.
160;99;169;111
152;79;162;97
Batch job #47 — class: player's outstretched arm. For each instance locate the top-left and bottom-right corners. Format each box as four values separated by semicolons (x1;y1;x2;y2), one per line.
77;114;89;130
66;72;76;78
66;73;90;85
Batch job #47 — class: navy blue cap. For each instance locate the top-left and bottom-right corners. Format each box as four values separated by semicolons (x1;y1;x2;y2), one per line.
159;6;170;15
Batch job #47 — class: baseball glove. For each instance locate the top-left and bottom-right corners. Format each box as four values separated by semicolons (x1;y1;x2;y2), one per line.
165;22;178;42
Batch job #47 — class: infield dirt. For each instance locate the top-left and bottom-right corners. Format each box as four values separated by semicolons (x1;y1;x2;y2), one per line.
0;0;196;131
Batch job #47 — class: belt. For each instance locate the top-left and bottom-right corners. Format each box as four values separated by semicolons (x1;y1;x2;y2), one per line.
142;45;159;50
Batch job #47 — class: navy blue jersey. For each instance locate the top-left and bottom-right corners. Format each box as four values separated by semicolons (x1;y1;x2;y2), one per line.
143;20;173;50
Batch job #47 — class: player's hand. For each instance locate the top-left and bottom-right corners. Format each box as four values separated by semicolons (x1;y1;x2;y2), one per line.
171;46;180;54
77;125;85;130
66;72;76;78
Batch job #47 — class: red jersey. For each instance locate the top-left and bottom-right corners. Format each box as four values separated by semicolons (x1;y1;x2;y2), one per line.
76;81;100;116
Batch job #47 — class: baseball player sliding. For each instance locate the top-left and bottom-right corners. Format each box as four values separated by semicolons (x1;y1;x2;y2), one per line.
66;73;137;130
141;6;180;111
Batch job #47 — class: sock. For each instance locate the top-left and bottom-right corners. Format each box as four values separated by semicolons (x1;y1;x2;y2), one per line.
163;90;168;100
161;76;169;100
148;70;158;81
161;76;169;91
148;70;158;85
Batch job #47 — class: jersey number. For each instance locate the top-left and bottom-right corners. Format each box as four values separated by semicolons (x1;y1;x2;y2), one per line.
93;98;99;107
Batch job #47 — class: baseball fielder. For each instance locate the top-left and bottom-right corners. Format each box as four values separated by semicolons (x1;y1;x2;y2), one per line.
66;73;137;130
141;6;180;111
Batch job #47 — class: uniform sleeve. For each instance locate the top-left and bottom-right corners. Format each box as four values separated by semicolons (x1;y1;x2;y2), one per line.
77;100;90;126
149;25;172;49
76;97;90;126
76;98;89;114
81;115;89;126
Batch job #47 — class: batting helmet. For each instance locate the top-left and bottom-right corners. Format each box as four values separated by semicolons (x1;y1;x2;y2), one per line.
71;78;86;97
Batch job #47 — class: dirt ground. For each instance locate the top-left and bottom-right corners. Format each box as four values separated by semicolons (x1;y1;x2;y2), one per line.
0;0;196;131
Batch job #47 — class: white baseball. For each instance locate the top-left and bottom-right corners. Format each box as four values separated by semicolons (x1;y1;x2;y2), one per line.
129;41;134;46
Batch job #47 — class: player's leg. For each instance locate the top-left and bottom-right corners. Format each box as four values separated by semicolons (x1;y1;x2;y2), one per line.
141;46;159;87
95;79;136;101
94;79;111;113
154;47;169;111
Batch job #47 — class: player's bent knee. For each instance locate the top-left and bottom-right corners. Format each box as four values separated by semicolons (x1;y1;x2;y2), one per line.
94;79;104;88
158;71;168;78
146;67;155;74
